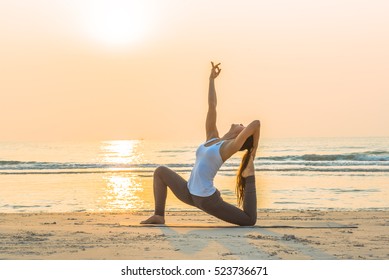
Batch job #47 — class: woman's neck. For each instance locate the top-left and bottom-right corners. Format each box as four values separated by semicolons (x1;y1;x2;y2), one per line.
221;131;238;141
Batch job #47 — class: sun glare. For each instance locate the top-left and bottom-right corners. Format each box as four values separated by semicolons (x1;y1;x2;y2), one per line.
102;140;141;165
82;0;154;49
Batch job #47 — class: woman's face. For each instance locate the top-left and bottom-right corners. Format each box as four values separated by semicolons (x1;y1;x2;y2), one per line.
230;123;245;135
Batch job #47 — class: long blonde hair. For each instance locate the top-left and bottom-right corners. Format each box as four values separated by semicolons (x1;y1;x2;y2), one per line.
236;135;254;206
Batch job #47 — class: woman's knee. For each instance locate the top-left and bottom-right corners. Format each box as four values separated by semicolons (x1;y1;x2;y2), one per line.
240;220;256;226
239;215;257;226
154;165;169;178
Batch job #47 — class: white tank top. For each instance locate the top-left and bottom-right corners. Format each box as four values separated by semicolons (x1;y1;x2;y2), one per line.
187;138;225;197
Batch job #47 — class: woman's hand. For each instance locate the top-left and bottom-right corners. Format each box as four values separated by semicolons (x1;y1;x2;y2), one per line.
209;62;221;79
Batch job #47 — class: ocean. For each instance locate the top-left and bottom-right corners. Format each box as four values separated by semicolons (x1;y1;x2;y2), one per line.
0;137;388;213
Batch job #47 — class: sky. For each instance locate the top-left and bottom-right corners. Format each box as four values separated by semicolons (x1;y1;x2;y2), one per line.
1;0;388;141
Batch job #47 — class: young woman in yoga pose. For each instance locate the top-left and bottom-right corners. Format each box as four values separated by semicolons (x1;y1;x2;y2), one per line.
141;62;260;226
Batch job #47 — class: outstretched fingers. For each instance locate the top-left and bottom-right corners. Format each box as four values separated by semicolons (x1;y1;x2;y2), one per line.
210;61;222;78
212;62;221;67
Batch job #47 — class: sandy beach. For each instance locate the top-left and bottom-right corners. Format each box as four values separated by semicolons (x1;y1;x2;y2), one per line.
1;210;388;260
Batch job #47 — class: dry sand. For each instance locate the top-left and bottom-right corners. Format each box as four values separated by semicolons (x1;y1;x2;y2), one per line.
1;210;389;260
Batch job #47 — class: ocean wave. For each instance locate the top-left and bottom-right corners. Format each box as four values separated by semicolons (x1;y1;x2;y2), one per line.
2;204;52;209
0;161;163;170
0;160;27;165
2;166;389;175
258;160;389;167
328;188;380;193
0;160;108;170
159;149;190;153
259;150;389;162
1;150;389;174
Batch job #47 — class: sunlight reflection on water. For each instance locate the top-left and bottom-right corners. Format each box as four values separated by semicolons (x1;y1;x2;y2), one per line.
98;140;145;211
99;175;144;211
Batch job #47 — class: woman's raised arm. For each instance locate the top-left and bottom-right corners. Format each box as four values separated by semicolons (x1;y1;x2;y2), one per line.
206;62;222;140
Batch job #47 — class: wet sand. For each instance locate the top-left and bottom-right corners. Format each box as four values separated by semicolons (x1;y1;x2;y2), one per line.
1;210;388;260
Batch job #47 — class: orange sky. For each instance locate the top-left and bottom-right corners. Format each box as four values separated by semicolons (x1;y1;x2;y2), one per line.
1;0;388;141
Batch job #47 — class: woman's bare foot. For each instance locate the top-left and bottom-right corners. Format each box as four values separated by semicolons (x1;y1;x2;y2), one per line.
140;215;165;224
242;155;255;178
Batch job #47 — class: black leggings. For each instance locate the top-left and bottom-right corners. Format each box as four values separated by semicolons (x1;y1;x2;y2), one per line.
152;165;257;226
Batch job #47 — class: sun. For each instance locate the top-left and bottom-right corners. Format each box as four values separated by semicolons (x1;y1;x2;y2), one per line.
82;1;154;49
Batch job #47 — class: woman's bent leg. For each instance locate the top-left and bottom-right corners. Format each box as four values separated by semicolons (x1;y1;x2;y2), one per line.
153;165;194;216
193;175;257;226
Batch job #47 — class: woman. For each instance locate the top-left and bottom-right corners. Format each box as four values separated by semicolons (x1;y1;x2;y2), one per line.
141;62;260;226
